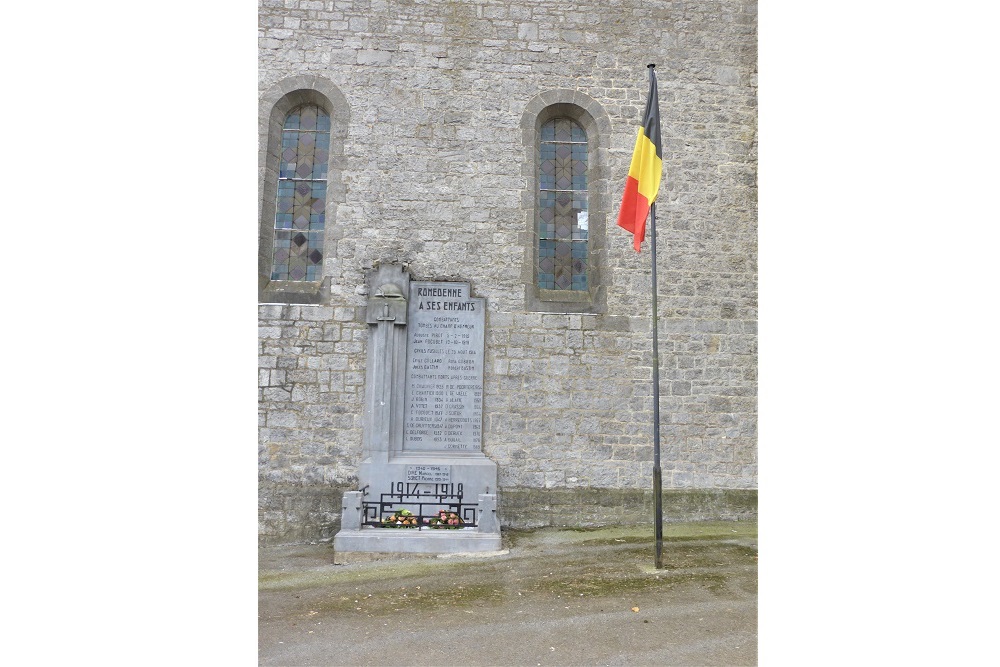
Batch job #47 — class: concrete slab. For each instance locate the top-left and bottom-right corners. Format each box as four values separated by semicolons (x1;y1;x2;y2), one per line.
332;527;503;563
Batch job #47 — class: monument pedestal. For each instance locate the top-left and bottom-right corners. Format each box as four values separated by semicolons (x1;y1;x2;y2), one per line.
333;529;502;563
334;267;500;557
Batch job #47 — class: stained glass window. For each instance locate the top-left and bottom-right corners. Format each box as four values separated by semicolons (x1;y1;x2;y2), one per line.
538;118;588;291
271;104;330;281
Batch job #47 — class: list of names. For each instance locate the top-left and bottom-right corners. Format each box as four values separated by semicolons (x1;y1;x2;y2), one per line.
402;282;485;452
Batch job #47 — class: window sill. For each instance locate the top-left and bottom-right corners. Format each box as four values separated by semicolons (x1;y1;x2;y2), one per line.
537;288;591;303
260;277;330;305
526;285;605;314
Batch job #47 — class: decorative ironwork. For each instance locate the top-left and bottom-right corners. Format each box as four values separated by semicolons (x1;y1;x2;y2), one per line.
361;481;478;529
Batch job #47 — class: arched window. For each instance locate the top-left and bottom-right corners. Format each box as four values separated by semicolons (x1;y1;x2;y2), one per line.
538;118;589;291
258;77;348;304
521;92;610;314
271;104;330;282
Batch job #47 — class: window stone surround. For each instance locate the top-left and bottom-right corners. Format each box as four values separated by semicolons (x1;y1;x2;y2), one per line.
259;75;350;304
520;90;612;314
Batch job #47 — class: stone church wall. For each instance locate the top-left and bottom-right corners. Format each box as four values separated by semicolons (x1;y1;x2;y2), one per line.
258;0;757;545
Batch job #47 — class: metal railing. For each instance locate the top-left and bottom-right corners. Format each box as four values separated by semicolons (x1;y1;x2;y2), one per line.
361;481;478;529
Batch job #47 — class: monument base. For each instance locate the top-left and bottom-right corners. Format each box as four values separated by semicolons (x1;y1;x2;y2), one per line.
333;527;502;563
333;473;501;558
358;453;498;505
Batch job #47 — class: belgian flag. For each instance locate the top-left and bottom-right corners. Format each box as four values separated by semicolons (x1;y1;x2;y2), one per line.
617;67;662;252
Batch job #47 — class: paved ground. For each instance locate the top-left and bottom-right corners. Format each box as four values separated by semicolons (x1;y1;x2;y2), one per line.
259;521;757;666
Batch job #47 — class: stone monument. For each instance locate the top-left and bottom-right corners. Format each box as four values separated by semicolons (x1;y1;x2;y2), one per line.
333;263;500;558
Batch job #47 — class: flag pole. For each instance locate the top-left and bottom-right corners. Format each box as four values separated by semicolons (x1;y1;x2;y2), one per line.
647;63;664;570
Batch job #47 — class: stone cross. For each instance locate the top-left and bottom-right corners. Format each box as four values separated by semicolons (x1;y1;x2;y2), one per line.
362;267;410;463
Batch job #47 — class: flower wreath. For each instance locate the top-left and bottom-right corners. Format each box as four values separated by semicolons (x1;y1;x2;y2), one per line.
381;508;419;528
427;509;464;529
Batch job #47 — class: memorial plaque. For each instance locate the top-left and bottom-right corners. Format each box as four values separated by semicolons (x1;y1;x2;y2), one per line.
405;465;451;484
402;282;485;452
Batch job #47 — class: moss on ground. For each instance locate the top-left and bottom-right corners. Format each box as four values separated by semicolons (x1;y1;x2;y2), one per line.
260;521;758;619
